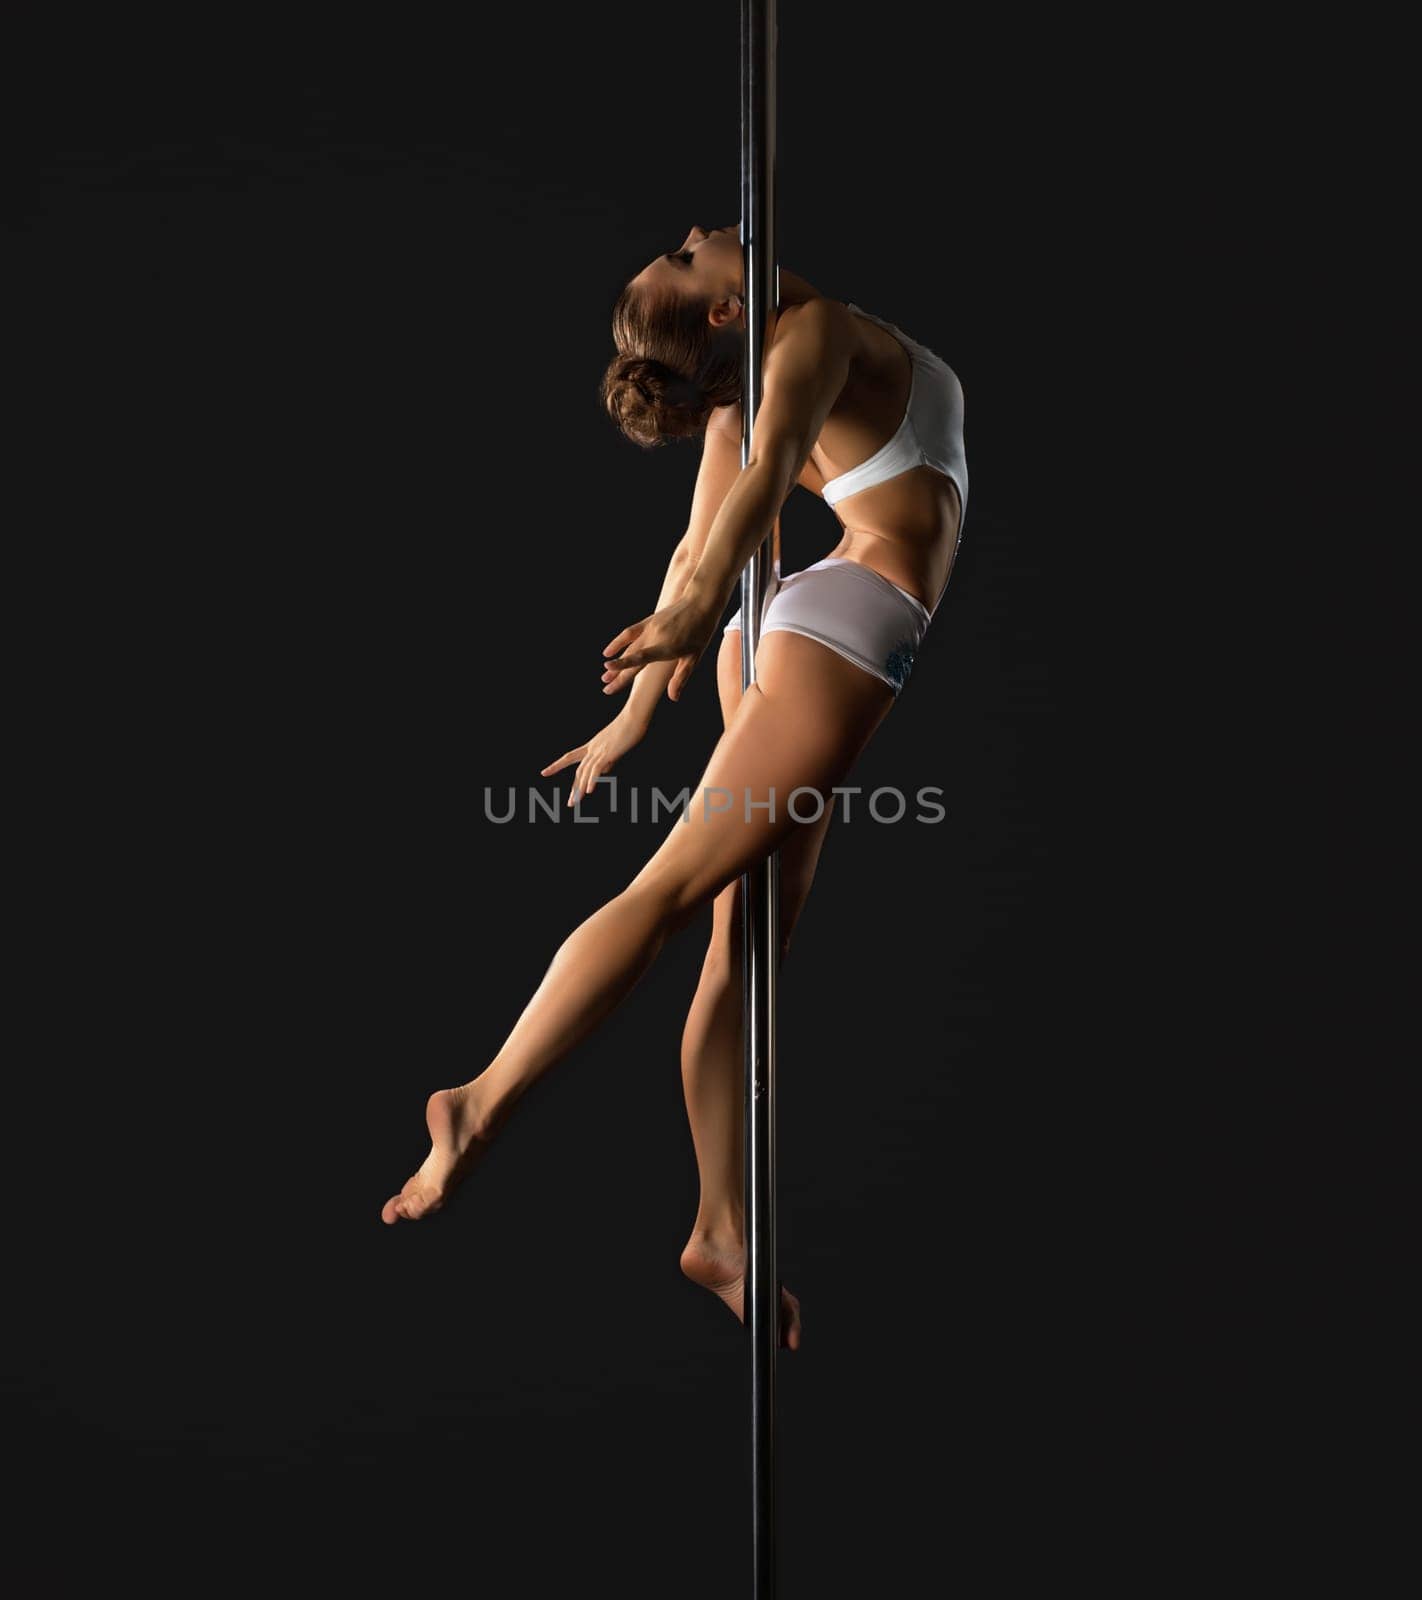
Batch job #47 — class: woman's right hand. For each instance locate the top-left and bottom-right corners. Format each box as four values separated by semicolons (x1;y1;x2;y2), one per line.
540;707;650;806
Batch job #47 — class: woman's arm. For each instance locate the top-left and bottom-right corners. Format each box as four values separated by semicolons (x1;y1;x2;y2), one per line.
608;403;748;713
543;407;747;806
600;301;854;698
617;544;693;727
679;299;854;620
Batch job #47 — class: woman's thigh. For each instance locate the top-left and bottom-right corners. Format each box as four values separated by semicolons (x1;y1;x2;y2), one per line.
631;629;894;919
713;629;838;938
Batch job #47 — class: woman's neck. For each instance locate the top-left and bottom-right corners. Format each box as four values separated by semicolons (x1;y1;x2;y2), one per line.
776;267;824;307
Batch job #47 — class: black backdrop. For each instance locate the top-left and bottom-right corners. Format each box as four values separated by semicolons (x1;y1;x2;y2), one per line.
13;10;1324;1595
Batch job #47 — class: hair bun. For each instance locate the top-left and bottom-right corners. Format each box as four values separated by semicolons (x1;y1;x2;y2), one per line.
603;355;711;449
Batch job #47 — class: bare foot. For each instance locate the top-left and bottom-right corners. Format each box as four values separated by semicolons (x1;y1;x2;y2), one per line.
380;1085;495;1225
679;1231;803;1350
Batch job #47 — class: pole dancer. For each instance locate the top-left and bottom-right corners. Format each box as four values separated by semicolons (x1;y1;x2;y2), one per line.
377;192;969;1384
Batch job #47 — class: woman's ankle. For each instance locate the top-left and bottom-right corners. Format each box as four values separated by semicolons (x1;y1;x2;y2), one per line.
451;1076;507;1140
689;1209;746;1251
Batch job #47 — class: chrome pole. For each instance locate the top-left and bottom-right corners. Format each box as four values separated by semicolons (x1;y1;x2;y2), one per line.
739;2;779;1594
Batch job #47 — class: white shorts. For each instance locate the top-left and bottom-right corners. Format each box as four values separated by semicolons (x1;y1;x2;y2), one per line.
721;556;933;695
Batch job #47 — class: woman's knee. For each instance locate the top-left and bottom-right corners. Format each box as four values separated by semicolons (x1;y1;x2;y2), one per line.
608;877;700;950
713;874;795;962
703;878;743;960
633;817;815;955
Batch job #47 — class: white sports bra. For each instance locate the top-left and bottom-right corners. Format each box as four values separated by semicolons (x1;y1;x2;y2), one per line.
819;303;969;527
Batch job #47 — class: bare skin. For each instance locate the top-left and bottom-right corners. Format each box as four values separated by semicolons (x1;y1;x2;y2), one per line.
623;225;964;617
382;223;963;1353
673;629;838;1349
382;628;891;1350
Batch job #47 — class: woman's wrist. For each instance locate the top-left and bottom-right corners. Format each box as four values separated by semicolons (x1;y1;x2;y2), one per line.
621;667;668;727
680;570;730;625
619;697;653;732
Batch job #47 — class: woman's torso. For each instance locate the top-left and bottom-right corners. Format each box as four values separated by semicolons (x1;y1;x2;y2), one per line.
716;293;966;614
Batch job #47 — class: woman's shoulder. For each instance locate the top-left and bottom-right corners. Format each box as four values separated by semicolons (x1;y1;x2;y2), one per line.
773;296;853;337
770;298;860;368
707;301;855;437
707;400;743;439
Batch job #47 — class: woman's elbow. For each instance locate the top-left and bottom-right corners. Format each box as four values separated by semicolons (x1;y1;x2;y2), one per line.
742;444;802;502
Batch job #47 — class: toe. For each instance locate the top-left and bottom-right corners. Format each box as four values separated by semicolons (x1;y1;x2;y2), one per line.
397;1189;440;1221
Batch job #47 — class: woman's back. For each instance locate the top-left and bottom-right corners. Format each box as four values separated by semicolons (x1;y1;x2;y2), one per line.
722;293;968;614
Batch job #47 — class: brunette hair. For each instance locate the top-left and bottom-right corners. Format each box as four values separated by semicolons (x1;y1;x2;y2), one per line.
600;279;743;448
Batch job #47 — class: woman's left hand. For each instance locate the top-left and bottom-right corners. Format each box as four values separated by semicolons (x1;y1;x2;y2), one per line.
602;592;719;703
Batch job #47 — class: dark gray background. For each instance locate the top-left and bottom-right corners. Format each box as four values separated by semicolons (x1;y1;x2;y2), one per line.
14;10;1359;1596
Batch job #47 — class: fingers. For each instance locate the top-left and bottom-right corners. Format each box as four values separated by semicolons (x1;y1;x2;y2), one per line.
540;745;588;776
545;749;606;805
568;765;608;807
667;649;703;702
602;657;645;692
602;648;647;678
603;619;647;658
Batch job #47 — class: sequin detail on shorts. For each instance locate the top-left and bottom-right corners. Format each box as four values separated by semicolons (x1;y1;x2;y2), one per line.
884;643;916;691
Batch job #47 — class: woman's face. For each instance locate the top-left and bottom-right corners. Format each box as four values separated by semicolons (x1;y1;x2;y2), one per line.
631;222;743;318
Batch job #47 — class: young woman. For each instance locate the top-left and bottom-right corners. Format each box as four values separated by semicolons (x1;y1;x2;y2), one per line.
380;223;968;1352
